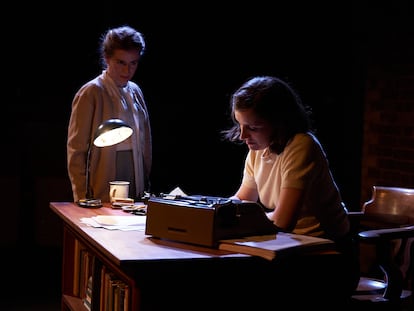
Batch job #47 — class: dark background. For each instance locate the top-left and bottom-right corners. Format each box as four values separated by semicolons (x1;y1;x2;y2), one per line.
10;2;362;201
3;0;414;308
5;1;414;240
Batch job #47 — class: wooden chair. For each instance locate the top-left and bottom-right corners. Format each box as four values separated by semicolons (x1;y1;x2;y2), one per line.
348;185;414;310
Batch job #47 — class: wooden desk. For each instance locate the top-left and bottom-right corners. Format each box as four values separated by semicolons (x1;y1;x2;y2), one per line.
50;202;349;310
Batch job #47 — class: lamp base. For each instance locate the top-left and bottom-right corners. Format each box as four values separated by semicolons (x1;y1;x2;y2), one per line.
77;198;103;208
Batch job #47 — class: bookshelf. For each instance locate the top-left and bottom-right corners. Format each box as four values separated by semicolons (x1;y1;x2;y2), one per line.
61;221;136;311
50;202;349;310
51;202;255;311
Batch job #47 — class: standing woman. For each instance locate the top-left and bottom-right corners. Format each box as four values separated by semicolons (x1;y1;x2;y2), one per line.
223;75;359;296
67;25;152;203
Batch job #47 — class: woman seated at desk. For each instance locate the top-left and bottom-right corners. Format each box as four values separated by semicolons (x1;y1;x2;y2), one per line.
222;75;359;296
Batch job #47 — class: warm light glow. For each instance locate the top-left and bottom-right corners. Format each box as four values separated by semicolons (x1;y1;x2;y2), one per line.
93;126;133;147
78;118;133;208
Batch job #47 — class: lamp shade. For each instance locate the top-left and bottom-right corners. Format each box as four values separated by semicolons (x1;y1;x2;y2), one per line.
93;119;133;147
77;118;133;208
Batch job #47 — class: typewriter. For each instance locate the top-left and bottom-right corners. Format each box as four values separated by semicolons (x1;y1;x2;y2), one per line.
145;194;278;247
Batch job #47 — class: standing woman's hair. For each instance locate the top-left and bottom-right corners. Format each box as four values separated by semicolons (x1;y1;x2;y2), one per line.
222;76;314;154
99;25;146;68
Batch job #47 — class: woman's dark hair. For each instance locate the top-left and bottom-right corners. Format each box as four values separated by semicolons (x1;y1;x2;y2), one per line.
99;25;146;68
222;76;314;154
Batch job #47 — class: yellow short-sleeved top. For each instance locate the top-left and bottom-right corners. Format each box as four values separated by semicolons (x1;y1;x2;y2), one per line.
241;132;349;239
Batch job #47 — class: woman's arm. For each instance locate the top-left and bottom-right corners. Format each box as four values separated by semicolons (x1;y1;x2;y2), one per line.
231;185;259;202
268;187;304;232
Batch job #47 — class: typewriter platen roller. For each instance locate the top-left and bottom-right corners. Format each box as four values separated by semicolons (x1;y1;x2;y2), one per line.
145;194;278;247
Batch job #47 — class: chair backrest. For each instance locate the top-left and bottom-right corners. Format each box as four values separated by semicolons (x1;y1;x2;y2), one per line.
362;186;414;227
358;185;414;304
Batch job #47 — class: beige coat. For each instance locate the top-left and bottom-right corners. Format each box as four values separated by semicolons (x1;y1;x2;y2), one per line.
67;71;152;202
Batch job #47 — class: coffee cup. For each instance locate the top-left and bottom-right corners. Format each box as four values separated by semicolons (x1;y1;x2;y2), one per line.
109;181;130;202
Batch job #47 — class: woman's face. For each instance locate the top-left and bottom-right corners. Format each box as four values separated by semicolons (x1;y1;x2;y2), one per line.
106;49;141;87
234;109;273;150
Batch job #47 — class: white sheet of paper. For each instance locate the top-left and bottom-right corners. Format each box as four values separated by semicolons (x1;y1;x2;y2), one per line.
169;187;187;196
80;215;146;231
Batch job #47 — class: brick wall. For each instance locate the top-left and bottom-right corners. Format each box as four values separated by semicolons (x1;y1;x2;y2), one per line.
360;42;414;203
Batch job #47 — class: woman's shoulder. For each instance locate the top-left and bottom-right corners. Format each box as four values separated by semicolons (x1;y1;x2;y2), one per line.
291;133;329;162
128;81;144;95
292;132;319;145
287;133;326;154
77;76;105;94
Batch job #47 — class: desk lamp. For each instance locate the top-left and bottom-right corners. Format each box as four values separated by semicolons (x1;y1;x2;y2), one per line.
77;118;133;208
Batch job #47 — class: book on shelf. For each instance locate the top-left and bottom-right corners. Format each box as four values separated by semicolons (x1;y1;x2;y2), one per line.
83;275;93;308
100;269;130;311
73;239;88;296
122;283;129;311
99;265;107;311
79;250;94;300
218;233;335;261
83;299;91;311
118;282;129;311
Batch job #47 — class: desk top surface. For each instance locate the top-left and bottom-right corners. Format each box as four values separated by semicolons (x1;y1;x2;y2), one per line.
50;202;244;266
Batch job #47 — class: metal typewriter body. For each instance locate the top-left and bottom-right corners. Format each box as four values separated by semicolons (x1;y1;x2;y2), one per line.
145;194;278;247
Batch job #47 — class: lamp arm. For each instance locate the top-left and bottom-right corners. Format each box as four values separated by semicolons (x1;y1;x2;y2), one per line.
85;143;93;199
78;119;132;208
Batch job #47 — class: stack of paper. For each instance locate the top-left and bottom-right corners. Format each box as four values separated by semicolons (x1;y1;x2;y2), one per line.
219;233;335;261
80;215;146;231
